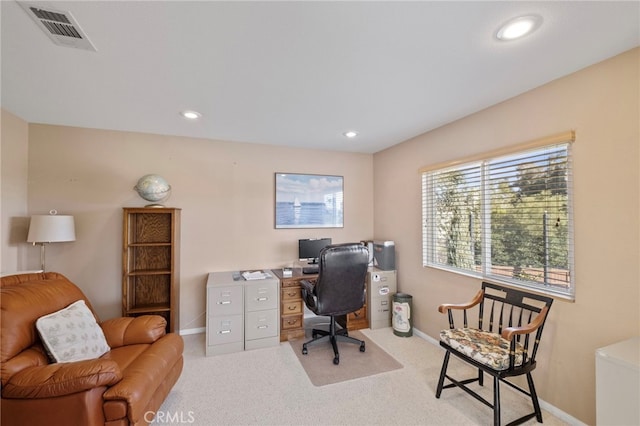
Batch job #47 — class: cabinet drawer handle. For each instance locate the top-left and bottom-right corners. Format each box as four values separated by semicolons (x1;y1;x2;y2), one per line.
257;325;269;329
256;297;269;302
217;301;232;305
288;306;297;311
287;291;297;297
287;319;298;325
218;330;231;334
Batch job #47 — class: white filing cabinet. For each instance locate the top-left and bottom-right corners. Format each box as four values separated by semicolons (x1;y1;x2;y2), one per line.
366;268;397;329
244;279;279;350
206;271;279;356
596;337;640;425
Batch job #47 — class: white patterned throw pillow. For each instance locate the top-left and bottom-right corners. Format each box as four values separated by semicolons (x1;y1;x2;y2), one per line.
36;300;110;363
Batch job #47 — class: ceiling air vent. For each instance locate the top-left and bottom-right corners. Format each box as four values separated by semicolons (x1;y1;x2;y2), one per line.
19;2;97;51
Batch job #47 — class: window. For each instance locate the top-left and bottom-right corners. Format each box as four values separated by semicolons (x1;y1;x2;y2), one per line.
421;133;575;299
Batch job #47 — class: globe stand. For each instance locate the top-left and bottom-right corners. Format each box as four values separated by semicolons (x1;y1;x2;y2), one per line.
143;192;170;208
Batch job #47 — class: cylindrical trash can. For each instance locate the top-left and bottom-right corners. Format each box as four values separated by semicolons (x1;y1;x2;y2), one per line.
392;293;413;337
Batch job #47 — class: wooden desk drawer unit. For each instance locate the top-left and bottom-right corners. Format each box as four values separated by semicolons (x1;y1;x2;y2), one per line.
282;285;302;301
281;314;303;332
273;268;368;341
347;305;368;329
282;299;303;315
274;269;309;342
337;305;368;331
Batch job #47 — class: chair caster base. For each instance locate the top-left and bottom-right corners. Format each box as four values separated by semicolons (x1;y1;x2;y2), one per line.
301;317;366;364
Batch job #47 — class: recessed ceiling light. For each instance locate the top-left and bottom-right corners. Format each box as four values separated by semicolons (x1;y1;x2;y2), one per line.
343;131;358;138
180;110;202;120
496;15;542;41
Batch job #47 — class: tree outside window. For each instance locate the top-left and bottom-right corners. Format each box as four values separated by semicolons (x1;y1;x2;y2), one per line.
422;142;574;298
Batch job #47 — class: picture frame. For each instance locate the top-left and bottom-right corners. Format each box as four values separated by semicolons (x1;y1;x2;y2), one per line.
275;173;344;229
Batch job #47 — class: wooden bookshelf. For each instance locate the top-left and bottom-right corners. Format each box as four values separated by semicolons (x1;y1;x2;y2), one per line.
122;207;180;333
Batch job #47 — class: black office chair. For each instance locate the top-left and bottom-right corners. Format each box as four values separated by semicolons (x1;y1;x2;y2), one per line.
300;243;369;365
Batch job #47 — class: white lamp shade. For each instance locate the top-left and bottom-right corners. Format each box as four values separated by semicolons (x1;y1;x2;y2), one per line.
27;215;76;243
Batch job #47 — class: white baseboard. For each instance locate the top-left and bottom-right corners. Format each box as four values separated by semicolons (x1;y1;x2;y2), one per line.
179;327;205;336
412;327;586;426
412;327;440;346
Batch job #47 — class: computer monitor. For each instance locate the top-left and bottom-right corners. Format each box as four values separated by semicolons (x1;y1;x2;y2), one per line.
298;238;332;264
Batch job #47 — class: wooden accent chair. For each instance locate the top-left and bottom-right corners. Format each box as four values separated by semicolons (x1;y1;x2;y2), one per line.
435;282;554;426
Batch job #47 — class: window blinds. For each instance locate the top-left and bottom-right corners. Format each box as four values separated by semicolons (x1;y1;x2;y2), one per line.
422;134;575;298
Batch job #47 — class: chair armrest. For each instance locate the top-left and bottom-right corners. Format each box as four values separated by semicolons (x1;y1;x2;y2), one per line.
501;306;550;340
300;279;317;310
101;316;166;348
300;279;316;294
437;289;484;313
2;359;121;399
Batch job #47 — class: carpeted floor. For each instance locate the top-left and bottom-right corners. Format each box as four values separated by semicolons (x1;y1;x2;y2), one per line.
288;330;403;386
155;327;569;425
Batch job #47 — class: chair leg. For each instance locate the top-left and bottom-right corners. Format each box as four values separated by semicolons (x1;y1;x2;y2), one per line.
302;315;364;365
493;375;501;426
329;317;339;364
526;372;543;423
330;335;339;364
435;351;451;398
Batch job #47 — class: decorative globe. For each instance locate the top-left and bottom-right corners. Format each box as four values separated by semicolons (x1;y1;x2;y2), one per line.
134;174;171;205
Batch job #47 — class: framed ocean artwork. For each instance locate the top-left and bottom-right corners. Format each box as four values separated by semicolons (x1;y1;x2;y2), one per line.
275;173;344;229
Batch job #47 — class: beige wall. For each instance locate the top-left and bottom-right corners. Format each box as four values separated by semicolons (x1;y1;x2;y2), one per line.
1;109;30;273
21;126;373;328
373;47;640;424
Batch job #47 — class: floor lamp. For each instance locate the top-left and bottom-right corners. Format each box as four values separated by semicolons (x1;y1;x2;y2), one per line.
27;210;76;272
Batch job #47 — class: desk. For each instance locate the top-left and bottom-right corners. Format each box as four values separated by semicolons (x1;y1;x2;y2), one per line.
272;268;368;342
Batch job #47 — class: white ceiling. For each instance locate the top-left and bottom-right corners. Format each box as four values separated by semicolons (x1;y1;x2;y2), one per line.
2;1;639;154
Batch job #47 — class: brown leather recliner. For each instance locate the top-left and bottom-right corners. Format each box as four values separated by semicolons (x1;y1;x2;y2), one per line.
0;272;184;426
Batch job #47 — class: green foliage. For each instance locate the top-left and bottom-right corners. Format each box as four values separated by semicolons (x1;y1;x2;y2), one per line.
433;154;569;284
491;191;569;270
435;170;479;270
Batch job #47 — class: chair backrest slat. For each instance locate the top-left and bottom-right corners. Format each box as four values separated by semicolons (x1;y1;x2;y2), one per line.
489;301;496;332
478;282;553;366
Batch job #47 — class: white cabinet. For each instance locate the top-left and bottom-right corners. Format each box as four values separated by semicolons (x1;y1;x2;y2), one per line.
596;337;640;425
366;268;397;329
244;281;279;350
206;271;279;356
207;284;244;355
